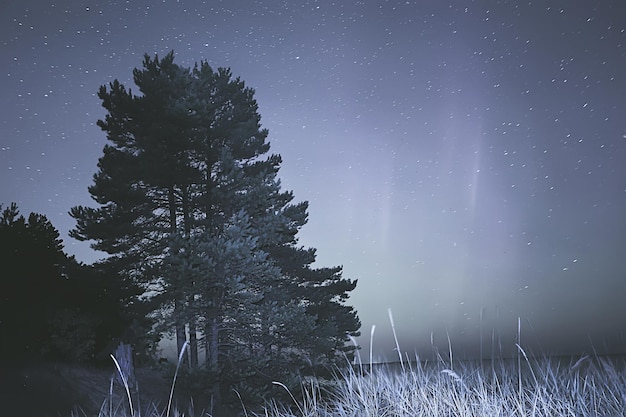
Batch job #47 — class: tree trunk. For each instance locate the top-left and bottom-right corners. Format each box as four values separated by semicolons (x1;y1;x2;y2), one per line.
206;316;219;369
181;187;199;368
168;186;189;367
207;316;221;408
175;298;187;367
189;321;198;368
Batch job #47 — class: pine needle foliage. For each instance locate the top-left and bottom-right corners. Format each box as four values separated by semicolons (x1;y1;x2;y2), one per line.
70;51;360;410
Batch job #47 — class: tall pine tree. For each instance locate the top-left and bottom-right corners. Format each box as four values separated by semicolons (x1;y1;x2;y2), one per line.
71;51;360;408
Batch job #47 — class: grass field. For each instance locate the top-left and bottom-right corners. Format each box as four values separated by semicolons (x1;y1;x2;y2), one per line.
78;337;626;417
263;352;626;417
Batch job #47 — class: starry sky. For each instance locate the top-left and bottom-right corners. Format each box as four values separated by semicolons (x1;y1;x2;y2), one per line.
2;0;626;363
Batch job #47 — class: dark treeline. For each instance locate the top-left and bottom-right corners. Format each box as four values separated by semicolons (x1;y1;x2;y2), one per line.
0;202;150;365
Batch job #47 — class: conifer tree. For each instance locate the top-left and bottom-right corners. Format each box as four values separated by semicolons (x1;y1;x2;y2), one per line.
71;51;360;408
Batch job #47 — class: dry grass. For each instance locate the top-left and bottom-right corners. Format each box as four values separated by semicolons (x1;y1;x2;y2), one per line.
264;352;626;417
63;314;626;417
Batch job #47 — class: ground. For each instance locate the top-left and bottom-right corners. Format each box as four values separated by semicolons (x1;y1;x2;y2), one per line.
0;361;173;417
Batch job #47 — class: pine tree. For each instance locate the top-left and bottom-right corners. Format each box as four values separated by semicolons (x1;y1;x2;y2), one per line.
71;51;360;409
71;52;206;361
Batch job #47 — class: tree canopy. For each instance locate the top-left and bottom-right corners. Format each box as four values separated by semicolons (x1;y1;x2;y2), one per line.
70;51;360;409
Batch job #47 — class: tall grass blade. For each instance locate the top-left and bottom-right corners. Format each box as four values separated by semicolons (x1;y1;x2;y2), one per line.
348;334;363;376
110;354;134;417
272;381;305;417
388;308;405;373
369;324;376;375
517;316;522;402
446;330;453;371
167;340;189;417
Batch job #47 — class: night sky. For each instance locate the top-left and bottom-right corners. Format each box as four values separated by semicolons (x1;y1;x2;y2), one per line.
2;1;626;362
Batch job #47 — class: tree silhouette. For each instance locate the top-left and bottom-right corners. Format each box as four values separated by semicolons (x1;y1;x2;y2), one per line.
70;51;360;409
0;203;68;360
0;203;148;364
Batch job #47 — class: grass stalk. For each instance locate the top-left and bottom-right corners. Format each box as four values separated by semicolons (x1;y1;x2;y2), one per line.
369;325;375;376
110;354;134;417
82;325;625;417
387;308;405;374
166;340;189;417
